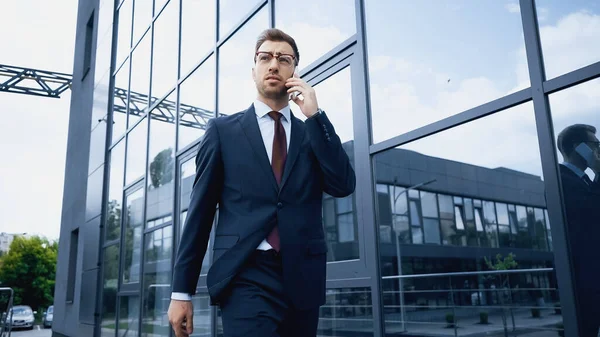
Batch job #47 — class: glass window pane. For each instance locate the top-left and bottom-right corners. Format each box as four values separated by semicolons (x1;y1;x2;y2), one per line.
408;189;419;199
142;226;173;337
474;208;484;232
191;293;212;336
218;0;261;39
335;195;352;214
317;288;373;336
393;215;411;245
337;214;354;243
132;0;152;45
496;202;509;225
366;1;529;143
516;205;528;229
218;8;268;115
464;199;474;221
534;208;548;251
130;34;152;124
454;206;465;230
453;196;463;205
498;224;511;248
152;0;179;101
181;0;215;75
483;201;497;225
275;0;356;68
179;56;216;150
374;102;565;335
409;200;421;227
125;117;148;185
536;0;600;80
392;187;408;215
112;61;130;140
550;78;600;335
106;141;126;241
298;67;358;262
101;245;119;337
116;0;133;64
412;227;423;244
123;187;144;284
423;218;441;244
438;194;453;219
179;156;212;275
440;219;456;245
147;92;176;219
420;191;438;218
118;296;140;337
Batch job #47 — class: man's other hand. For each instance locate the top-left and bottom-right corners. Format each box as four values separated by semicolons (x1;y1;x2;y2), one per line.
168;299;194;337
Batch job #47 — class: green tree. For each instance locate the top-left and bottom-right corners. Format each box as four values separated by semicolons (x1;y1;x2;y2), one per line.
149;148;174;188
0;236;58;311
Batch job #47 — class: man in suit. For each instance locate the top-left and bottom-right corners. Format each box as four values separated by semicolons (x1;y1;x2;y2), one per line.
167;28;356;337
556;124;600;337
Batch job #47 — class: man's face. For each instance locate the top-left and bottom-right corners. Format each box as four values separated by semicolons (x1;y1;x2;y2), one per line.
252;40;296;100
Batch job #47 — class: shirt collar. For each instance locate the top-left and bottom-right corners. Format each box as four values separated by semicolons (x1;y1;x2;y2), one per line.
253;99;291;122
561;162;586;178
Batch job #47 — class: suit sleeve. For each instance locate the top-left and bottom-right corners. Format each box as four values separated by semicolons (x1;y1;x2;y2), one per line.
305;111;356;197
172;119;223;295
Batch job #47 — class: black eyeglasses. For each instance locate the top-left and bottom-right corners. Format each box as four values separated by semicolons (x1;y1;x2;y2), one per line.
255;51;296;67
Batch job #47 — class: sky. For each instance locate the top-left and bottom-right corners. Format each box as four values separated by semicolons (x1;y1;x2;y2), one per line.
0;0;78;240
0;0;599;241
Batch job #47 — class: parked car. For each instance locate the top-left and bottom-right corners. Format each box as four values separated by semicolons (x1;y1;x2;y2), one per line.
43;305;53;328
8;305;35;330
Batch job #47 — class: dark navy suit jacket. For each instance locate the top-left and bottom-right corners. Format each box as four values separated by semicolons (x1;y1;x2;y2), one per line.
559;165;600;336
172;104;356;310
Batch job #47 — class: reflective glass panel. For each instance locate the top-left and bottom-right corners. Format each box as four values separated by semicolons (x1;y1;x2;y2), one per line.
178;56;216;150
365;1;529;142
275;0;355;68
106;141;126;241
181;0;215;75
536;0;600;80
151;0;179;101
218;8;268;115
122;187;144;284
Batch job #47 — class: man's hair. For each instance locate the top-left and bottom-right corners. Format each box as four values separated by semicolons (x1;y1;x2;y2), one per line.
557;124;597;157
254;28;300;66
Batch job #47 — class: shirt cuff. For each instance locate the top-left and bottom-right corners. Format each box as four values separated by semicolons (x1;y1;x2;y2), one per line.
171;292;193;301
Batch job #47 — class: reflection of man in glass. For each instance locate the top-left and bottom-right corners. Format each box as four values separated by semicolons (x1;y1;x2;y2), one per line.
167;28;355;337
556;124;600;337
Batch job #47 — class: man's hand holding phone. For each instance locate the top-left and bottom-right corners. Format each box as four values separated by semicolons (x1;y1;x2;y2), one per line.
286;72;319;118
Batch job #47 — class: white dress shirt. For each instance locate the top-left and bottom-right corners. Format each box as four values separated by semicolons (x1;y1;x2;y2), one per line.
172;100;291;301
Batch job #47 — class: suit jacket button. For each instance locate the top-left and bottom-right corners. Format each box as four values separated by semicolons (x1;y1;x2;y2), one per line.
277;202;283;209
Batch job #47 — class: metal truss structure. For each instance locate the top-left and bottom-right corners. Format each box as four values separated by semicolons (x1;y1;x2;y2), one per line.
1;64;213;130
0;64;71;98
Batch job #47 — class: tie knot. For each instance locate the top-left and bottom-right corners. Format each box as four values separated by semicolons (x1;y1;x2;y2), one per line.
268;111;283;121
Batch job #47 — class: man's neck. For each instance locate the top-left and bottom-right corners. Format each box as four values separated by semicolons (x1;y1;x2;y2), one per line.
256;95;288;112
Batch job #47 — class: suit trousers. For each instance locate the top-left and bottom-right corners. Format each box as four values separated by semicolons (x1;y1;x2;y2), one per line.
219;250;320;337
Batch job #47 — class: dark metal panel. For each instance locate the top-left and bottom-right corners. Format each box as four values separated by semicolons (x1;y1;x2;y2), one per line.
520;0;579;335
355;0;385;336
543;60;600;95
369;88;532;155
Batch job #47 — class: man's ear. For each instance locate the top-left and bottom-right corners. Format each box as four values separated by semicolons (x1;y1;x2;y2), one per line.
252;67;256;82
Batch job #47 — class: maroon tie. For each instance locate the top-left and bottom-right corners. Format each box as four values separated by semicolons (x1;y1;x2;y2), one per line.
267;111;286;251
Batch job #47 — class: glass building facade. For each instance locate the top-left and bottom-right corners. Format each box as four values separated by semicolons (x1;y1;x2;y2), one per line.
53;0;600;336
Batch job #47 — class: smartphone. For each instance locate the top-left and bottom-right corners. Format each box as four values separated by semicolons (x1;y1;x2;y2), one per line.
288;70;301;101
575;143;595;167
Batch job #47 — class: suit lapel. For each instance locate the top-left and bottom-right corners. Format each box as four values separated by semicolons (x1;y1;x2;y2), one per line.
239;105;279;193
280;112;305;191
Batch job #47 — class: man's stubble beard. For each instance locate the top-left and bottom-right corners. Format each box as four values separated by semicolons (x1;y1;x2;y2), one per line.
257;82;288;101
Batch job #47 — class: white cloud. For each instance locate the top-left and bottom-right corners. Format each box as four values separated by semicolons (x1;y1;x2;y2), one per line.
506;3;520;14
539;10;600;79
